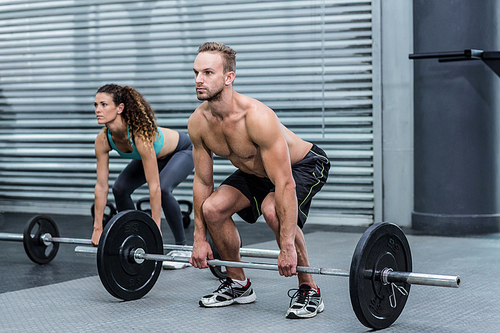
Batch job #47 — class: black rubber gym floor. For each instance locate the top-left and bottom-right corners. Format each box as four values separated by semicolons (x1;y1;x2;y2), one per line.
1;211;499;332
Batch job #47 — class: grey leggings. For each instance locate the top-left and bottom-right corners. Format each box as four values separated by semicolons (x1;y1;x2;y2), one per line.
112;132;194;245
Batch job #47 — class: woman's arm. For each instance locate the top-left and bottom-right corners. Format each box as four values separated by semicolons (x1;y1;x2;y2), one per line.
135;135;162;231
92;130;111;246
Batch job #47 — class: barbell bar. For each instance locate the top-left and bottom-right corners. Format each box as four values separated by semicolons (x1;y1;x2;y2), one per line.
0;233;24;242
162;244;279;259
76;245;459;288
75;210;461;330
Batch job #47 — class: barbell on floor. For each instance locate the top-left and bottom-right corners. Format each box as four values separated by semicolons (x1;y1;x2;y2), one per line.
0;215;92;264
0;199;190;265
75;210;460;330
0;213;279;276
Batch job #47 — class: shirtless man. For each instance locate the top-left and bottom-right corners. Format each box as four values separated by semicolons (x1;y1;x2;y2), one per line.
188;42;330;319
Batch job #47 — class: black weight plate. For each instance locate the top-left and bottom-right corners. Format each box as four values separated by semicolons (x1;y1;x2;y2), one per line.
349;222;412;330
23;215;60;264
97;210;163;301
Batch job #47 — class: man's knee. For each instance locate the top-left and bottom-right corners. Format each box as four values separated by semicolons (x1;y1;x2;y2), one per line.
262;202;276;222
201;197;225;225
262;201;279;232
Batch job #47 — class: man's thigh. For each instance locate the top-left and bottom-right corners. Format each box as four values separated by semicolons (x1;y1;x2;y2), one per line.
206;184;251;216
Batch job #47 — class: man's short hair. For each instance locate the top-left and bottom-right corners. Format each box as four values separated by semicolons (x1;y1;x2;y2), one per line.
198;42;237;73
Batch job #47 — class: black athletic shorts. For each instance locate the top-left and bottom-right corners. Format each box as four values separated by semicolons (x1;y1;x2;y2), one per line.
220;144;330;228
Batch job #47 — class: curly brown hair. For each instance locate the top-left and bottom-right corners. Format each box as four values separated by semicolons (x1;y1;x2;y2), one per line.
96;84;159;150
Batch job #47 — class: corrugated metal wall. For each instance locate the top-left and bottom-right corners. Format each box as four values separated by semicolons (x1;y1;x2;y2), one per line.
0;0;375;223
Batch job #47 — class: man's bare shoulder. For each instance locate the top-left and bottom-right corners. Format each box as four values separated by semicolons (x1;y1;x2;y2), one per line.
190;102;209;120
188;103;209;134
235;94;276;124
236;95;278;129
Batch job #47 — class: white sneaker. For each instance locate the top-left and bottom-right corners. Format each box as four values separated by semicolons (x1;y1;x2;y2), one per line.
199;278;256;307
286;284;324;319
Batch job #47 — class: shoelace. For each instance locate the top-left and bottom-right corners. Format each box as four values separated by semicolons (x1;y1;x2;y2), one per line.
214;278;234;295
287;287;310;307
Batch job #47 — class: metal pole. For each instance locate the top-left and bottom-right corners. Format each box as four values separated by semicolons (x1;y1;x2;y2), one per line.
45;235;92;245
75;246;97;257
0;232;24;242
47;237;92;245
74;246;460;288
77;246;280;260
386;270;460;288
1;232;279;258
163;244;280;259
0;231;92;245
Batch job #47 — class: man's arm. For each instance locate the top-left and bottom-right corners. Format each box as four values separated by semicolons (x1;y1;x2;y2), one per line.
247;106;299;277
188;111;216;268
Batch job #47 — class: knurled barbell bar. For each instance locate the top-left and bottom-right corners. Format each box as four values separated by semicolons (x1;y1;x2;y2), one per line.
74;210;460;330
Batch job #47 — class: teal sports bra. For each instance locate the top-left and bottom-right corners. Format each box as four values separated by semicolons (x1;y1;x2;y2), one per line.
107;124;164;160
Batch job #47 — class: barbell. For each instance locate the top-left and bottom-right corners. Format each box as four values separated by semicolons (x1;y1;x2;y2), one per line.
0;213;279;277
0;215;92;264
0;199;193;265
75;210;460;330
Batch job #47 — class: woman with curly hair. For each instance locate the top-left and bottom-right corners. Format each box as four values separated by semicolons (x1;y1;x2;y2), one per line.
91;84;193;247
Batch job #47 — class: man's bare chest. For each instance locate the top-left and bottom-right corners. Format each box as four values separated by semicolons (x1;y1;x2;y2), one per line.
206;129;258;160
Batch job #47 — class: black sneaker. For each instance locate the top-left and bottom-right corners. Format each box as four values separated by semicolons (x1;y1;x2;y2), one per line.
199;277;257;307
286;284;324;319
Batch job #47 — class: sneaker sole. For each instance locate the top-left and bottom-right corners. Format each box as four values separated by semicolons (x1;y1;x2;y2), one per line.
234;292;257;304
199;299;236;307
286;301;324;319
200;292;257;308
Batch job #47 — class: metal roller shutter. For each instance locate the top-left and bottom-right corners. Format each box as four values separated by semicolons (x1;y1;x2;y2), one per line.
0;0;375;224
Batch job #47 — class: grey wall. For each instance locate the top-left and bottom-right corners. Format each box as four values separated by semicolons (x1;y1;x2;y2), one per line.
0;1;376;223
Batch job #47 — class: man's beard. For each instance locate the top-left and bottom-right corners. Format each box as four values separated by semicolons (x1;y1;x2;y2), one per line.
197;85;224;102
